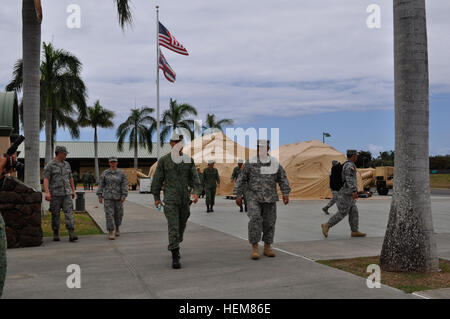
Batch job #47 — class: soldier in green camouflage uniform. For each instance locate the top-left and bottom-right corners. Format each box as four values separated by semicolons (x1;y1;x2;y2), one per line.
197;168;205;198
234;139;291;260
322;160;340;215
151;133;201;269
0;153;16;296
97;157;128;240
0;212;6;297
82;172;89;190
203;160;220;213
321;150;366;238
43;146;78;242
231;159;247;212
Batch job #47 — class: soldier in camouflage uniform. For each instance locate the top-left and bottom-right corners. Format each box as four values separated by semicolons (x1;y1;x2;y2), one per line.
203;160;220;213
82;172;89;190
0;212;6;297
321;150;366;238
88;172;95;190
322;160;340;215
97;157;128;240
234;139;291;260
151;133;201;269
197;168;205;198
231;158;247;213
43;146;78;242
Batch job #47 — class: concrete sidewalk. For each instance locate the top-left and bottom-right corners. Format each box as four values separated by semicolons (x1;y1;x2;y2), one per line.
3;192;425;299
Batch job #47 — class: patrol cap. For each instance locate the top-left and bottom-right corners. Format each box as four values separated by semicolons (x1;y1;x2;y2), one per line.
55;146;69;155
346;150;358;157
237;158;244;163
170;132;183;142
257;139;269;147
109;156;118;162
207;159;215;164
332;160;339;166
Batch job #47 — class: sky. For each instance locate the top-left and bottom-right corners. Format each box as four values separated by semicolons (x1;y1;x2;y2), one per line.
0;0;449;156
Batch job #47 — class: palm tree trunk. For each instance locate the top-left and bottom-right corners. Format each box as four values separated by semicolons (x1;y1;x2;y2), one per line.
44;105;53;165
380;0;438;272
134;125;138;169
94;126;99;183
22;0;41;191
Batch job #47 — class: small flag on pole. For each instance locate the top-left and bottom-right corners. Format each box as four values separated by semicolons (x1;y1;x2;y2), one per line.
158;22;189;56
159;49;176;83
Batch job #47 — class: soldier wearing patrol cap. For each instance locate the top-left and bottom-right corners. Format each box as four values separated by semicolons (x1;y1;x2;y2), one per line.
151;132;201;269
234;139;291;260
203;159;220;213
97;156;128;240
43;146;78;242
231;158;247;212
321;150;366;238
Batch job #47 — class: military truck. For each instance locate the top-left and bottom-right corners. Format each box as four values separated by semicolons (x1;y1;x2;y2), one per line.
376;166;394;195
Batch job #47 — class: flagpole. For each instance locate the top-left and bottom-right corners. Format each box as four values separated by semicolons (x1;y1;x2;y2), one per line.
156;5;161;160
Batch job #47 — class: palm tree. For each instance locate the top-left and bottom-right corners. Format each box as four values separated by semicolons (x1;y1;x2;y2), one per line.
19;0;132;189
7;42;88;165
21;0;42;190
202;113;234;135
160;98;198;142
380;0;438;272
116;107;156;169
81;101;115;183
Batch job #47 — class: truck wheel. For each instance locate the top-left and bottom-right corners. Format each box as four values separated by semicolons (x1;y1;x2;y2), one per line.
378;187;389;196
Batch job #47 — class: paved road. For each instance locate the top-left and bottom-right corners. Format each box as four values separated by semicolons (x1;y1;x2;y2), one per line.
5;192;441;299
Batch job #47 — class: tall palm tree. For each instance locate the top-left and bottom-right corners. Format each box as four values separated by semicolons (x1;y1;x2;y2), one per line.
20;0;132;189
21;0;42;190
81;101;115;183
380;0;438;272
160;98;198;142
116;107;156;169
7;42;88;165
202;113;234;134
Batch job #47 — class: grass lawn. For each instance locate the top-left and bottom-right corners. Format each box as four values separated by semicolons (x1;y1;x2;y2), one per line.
42;211;103;237
430;174;450;189
317;256;450;293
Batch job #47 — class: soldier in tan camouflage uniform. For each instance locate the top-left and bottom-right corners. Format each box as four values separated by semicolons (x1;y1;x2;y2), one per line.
151;133;201;269
321;150;366;238
97;157;128;240
231;158;247;212
234;139;291;260
43;146;78;242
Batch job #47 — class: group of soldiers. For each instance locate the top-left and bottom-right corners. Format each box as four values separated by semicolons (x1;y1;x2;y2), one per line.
73;171;95;190
0;137;367;296
150;133;292;268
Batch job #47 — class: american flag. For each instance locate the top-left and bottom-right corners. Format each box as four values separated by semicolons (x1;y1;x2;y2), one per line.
158;22;189;56
159;49;176;83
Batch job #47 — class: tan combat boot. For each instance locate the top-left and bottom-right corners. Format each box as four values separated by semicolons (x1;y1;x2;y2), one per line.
321;223;329;238
251;243;260;260
115;227;120;237
351;231;367;237
108;230;115;240
263;244;276;257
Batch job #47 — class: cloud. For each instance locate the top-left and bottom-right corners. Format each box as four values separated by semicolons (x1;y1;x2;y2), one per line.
367;144;384;156
2;0;450;147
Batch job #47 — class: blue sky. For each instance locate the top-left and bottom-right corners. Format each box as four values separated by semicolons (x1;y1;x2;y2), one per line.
1;0;449;156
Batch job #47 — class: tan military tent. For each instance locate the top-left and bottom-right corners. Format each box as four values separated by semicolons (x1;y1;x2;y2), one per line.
148;131;256;195
274;140;347;199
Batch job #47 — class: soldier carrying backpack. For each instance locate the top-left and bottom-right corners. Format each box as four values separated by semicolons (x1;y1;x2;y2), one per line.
322;160;342;215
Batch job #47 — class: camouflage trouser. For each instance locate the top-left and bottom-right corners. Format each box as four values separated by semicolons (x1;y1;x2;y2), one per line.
205;187;216;206
50;195;75;232
327;193;359;232
0;214;7;298
324;191;338;210
104;199;124;231
163;202;190;251
247;200;277;244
